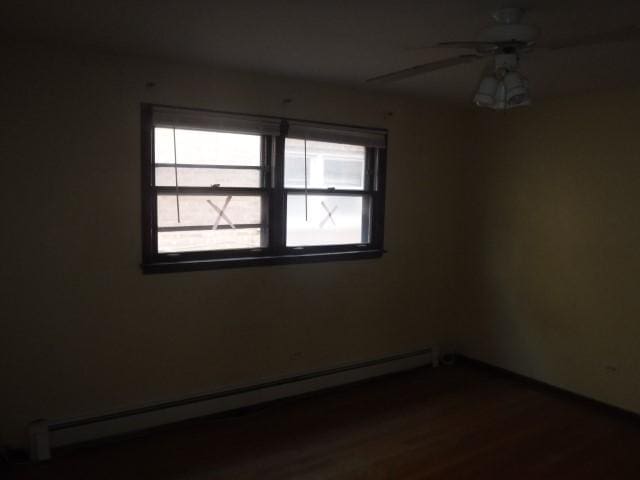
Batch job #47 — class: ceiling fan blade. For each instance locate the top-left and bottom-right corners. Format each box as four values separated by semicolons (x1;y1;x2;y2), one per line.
366;54;484;84
436;41;500;50
541;25;640;51
406;41;494;52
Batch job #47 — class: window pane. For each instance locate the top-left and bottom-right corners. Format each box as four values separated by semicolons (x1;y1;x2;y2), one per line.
158;229;262;253
154;127;261;166
157;194;265;252
286;194;370;247
157;194;262;228
284;139;365;190
155;166;261;187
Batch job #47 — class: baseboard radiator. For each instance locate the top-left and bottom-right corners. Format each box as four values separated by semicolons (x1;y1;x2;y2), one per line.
29;346;438;461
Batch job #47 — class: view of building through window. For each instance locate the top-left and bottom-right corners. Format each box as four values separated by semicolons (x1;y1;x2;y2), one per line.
284;139;365;190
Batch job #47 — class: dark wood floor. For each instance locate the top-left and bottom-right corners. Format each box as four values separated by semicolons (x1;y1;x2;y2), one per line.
10;361;640;479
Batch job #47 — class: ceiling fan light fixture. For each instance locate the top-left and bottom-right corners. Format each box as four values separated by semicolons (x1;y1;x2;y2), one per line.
503;71;528;106
366;7;640;110
492;81;507;110
474;75;499;106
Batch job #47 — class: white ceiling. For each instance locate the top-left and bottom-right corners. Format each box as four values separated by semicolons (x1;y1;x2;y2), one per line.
2;0;640;103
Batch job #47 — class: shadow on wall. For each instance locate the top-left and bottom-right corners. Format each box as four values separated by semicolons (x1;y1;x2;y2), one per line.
458;90;640;413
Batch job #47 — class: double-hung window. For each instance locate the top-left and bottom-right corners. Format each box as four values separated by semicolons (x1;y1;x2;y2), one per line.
141;104;386;272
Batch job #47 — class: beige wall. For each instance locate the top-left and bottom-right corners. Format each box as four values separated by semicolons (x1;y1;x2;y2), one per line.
0;43;470;448
5;40;637;452
456;88;640;414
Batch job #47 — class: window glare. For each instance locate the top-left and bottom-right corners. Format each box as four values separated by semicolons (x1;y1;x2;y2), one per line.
286;194;369;246
156;195;265;253
158;229;262;253
155;166;261;188
155;128;261;166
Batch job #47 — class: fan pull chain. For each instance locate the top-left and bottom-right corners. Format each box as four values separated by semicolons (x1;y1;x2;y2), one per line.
304;138;308;221
173;127;181;223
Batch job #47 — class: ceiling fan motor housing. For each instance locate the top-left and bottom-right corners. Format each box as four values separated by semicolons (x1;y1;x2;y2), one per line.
477;23;540;44
492;7;524;24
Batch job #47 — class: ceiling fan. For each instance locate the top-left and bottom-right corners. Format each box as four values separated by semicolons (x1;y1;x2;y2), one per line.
366;8;640;110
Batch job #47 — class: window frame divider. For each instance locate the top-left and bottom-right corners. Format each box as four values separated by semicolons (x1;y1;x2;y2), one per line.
155;186;268;196
284;188;373;196
155;163;263;170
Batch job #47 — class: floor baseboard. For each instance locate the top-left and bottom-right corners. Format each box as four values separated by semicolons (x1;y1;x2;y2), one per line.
34;347;436;459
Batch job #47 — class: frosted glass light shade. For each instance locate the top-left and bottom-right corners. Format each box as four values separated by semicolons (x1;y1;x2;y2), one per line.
474;75;499;107
504;72;528;106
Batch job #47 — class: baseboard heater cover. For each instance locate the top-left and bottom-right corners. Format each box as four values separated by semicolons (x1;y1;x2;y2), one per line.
31;346;437;461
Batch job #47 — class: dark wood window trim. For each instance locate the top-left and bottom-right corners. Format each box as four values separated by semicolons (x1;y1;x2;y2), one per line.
141;103;387;273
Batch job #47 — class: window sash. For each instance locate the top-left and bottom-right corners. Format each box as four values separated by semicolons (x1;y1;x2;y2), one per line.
154;186;268;196
154;190;269;252
283;188;372;196
282;145;376;193
152;127;270;254
155;163;262;170
284;192;372;248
